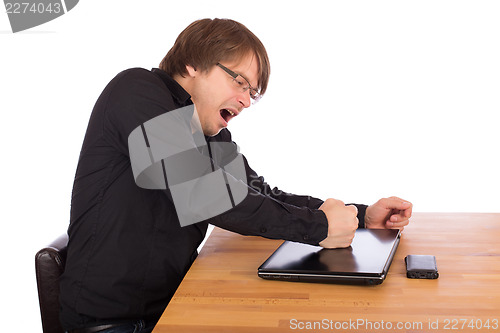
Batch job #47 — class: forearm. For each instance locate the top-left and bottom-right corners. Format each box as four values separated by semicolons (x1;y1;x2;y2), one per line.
208;187;329;246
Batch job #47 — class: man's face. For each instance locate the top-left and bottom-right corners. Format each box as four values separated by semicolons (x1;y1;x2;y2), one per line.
188;53;259;136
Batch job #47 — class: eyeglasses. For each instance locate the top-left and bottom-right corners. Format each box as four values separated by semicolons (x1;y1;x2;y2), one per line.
216;63;262;104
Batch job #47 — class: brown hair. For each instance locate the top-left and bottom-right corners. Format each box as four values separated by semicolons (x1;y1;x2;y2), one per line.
159;18;270;95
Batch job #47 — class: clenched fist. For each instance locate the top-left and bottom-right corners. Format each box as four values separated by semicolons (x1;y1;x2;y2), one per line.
318;198;359;249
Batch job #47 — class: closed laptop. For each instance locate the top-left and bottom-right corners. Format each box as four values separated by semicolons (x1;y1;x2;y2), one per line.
258;229;401;285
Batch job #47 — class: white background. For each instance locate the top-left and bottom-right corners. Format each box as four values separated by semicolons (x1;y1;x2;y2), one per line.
1;1;499;331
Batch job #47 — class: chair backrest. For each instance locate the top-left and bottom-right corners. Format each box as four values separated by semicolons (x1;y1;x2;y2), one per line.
35;234;69;333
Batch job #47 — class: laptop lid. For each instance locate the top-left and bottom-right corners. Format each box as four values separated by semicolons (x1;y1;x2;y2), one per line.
258;228;401;285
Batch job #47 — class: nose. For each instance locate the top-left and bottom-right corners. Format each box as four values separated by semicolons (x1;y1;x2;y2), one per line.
238;89;252;109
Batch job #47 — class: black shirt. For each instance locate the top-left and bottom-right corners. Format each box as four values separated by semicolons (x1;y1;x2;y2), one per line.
59;68;367;330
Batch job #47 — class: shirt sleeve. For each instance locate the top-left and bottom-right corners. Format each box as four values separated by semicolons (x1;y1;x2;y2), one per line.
209;183;329;246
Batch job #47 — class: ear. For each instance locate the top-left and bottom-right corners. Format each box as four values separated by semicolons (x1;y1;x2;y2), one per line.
186;64;197;78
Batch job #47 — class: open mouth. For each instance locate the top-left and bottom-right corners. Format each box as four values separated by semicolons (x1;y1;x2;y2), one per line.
220;109;235;123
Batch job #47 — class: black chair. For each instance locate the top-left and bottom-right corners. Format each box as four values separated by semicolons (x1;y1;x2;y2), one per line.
35;234;69;333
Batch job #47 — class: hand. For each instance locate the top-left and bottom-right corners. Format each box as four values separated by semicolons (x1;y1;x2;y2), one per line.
319;198;359;249
365;196;413;230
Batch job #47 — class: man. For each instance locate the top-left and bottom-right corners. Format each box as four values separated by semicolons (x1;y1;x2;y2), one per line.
60;18;412;333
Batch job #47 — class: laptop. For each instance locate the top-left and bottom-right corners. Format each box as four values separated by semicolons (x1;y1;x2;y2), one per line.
258;228;401;285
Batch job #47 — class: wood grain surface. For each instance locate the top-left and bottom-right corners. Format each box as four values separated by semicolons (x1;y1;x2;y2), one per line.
154;213;500;332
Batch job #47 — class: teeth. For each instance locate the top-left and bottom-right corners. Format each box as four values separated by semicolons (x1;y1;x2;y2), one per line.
227;109;235;116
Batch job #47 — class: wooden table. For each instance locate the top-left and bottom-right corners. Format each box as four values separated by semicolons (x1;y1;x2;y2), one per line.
154;213;500;332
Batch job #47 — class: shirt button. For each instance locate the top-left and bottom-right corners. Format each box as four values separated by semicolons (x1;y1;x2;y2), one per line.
303;234;310;241
260;227;267;233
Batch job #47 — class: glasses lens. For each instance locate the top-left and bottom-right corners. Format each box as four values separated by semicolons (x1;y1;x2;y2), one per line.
233;75;246;88
250;90;261;104
233;74;261;104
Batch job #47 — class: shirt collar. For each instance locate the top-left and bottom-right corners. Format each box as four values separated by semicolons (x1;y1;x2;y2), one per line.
151;68;192;106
